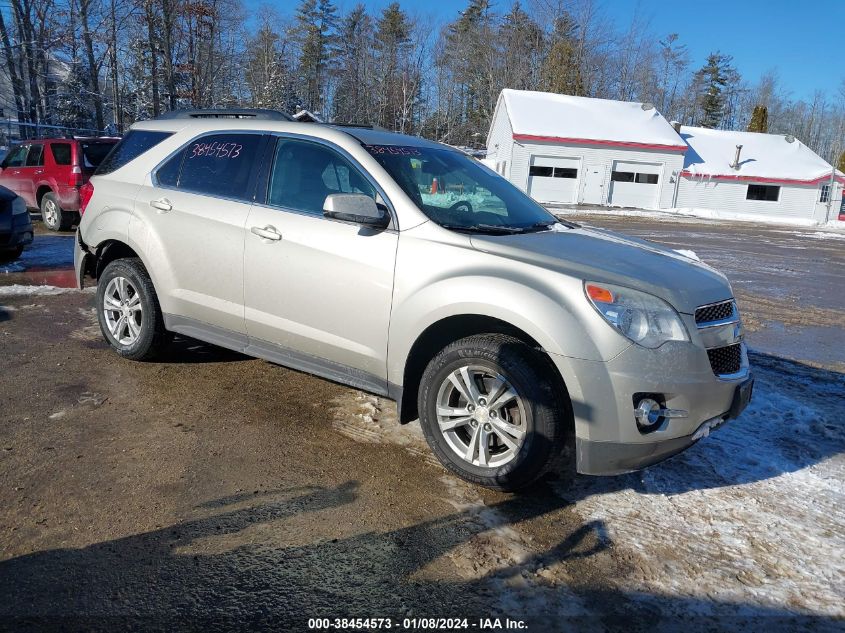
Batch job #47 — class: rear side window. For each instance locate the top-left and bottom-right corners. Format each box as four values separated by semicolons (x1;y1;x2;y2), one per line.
3;145;27;167
95;130;173;175
80;142;115;168
25;144;44;167
51;143;72;165
156;133;264;201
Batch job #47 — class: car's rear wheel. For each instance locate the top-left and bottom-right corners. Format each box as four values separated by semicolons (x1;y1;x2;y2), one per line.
418;334;571;491
41;193;73;231
97;258;170;360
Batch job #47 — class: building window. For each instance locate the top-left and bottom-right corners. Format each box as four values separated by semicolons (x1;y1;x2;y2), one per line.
635;173;659;184
529;165;554;177
819;184;830;203
746;184;780;201
530;165;578;178
612;170;657;184
554;167;578;178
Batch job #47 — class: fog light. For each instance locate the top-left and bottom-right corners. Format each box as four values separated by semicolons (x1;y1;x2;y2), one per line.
634;397;688;432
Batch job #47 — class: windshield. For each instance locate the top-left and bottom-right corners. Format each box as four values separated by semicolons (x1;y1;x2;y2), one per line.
363;144;560;233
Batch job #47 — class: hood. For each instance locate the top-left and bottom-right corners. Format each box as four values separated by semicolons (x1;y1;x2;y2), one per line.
469;226;732;314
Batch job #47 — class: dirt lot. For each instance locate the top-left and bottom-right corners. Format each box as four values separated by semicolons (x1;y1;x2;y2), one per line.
0;217;843;631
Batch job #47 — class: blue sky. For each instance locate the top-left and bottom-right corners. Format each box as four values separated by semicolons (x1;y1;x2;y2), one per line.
252;0;842;101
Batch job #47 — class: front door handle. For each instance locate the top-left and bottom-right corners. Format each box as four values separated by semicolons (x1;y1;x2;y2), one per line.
251;225;282;241
150;198;172;213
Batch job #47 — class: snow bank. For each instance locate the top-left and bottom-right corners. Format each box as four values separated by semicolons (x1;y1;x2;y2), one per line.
550;204;845;230
0;284;90;297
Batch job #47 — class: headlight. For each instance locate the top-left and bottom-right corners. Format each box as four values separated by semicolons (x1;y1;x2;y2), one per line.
12;196;27;215
584;281;689;348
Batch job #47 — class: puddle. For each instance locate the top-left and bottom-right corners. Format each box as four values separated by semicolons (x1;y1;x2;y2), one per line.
1;235;74;274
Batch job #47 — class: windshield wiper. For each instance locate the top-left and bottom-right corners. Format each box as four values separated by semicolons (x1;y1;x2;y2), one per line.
439;223;528;234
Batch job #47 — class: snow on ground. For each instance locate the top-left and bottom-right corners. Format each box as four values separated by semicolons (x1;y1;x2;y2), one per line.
556;353;845;616
1;235;74;274
331;354;844;617
551;204;845;231
0;284;91;297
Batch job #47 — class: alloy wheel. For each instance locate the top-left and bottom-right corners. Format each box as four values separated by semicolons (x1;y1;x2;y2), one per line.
102;276;143;346
435;365;527;468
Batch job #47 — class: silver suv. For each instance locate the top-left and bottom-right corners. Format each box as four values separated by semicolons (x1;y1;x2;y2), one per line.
75;109;753;490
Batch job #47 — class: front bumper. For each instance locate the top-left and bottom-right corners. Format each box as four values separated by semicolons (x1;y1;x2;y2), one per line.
0;210;34;250
551;339;752;475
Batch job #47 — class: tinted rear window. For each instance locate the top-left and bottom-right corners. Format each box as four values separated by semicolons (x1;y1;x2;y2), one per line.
51;143;72;165
95;130;173;175
80;142;115;168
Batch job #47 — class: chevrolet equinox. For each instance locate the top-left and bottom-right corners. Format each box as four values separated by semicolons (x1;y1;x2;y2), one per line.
75;109;753;490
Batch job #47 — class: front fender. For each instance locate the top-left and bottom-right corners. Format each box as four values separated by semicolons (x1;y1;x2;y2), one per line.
387;274;627;386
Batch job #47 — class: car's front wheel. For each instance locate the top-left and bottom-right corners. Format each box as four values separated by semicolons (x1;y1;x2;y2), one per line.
418;334;571;491
96;258;170;360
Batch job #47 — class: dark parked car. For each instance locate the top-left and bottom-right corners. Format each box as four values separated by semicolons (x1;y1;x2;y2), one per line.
0;184;32;263
0;137;118;231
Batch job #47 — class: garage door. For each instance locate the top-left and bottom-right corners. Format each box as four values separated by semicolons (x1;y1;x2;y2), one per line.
527;156;580;204
607;160;661;208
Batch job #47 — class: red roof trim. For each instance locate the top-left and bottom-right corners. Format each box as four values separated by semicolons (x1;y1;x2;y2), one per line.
512;133;688;153
680;170;845;186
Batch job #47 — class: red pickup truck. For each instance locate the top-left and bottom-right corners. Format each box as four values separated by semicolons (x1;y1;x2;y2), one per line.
0;137;118;231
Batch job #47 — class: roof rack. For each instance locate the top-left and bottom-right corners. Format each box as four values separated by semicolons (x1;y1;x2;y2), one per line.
154;108;294;121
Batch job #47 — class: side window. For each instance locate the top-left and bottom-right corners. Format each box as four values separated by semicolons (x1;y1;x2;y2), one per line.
25;144;44;167
51;143;72;165
176;133;263;201
4;145;28;167
156;151;183;187
267;139;375;215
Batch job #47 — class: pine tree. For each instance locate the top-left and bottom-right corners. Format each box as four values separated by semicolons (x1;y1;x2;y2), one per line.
500;2;543;91
837;151;845;174
333;5;373;124
542;12;584;96
375;2;412;130
693;53;735;129
294;0;338;114
747;105;769;133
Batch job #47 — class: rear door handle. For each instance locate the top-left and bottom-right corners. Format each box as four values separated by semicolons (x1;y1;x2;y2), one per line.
150;198;172;213
251;225;282;241
34;169;43;175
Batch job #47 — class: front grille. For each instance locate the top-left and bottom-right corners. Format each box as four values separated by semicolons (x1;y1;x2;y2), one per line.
707;344;742;376
695;300;735;324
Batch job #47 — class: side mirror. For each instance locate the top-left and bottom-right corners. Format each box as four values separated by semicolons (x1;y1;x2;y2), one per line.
323;193;389;229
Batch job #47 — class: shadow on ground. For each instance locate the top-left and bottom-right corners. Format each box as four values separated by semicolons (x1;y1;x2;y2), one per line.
0;482;838;631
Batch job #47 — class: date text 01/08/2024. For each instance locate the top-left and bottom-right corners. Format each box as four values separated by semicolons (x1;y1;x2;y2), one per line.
307;618;528;630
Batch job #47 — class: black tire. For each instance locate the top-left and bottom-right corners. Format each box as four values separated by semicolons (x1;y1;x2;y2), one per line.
41;192;73;231
0;246;24;264
96;258;171;361
418;334;572;491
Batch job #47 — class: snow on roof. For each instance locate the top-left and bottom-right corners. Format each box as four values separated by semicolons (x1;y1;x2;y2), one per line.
680;126;839;183
499;89;686;151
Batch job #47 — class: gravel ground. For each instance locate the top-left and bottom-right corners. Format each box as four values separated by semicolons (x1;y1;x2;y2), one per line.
0;216;842;631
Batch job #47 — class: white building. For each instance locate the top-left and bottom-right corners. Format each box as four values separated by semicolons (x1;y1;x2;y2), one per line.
677;126;843;224
485;89;687;209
